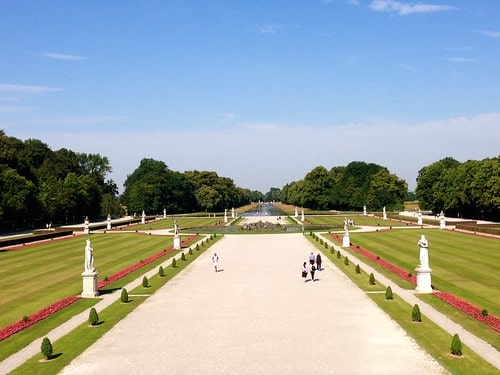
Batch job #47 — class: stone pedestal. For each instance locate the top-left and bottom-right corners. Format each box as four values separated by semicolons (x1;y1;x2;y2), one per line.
81;271;99;298
415;266;433;293
173;234;181;250
343;233;350;247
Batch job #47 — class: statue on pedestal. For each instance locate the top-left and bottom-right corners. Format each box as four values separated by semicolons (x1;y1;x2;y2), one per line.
174;220;178;235
84;239;95;272
417;234;429;268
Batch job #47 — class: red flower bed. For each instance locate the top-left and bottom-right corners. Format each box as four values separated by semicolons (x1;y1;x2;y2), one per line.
434;292;500;332
98;234;199;289
0;234;200;341
326;233;499;331
327;233;416;284
0;296;80;341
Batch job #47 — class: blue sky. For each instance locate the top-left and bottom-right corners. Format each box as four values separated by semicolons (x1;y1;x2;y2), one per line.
1;0;499;193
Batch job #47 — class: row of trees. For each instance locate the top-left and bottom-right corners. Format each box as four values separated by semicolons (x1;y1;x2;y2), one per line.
0;131;260;229
269;161;408;211
416;157;499;220
122;158;261;214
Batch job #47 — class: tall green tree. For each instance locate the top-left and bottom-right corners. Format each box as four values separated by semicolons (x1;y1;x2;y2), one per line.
366;170;407;210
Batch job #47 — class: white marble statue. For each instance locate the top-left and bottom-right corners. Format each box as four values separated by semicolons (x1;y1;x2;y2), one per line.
174;220;178;235
84;239;95;272
417;234;429;268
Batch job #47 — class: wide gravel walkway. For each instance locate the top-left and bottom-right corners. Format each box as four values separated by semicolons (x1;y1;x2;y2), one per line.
60;233;446;374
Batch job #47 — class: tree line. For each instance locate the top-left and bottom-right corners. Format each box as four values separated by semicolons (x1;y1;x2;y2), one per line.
0;131;261;230
266;161;408;211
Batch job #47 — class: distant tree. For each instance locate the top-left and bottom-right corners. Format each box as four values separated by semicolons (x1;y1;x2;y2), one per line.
366;170;407;211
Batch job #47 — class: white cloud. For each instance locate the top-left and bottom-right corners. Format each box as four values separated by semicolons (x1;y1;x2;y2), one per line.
256;24;283;34
447;57;478;63
40;52;86;61
369;0;455;15
480;30;500;38
0;84;63;93
20;112;499;194
0;105;33;114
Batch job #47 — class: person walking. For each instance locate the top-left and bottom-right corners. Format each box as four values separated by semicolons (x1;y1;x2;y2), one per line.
316;253;322;271
309;262;316;282
308;252;315;265
212;253;219;273
301;262;308;282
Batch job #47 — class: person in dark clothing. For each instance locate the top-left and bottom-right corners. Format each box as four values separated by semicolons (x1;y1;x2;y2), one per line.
310;263;316;282
316;253;322;271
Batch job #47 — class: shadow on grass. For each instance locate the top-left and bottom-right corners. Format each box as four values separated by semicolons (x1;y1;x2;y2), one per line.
98;287;122;295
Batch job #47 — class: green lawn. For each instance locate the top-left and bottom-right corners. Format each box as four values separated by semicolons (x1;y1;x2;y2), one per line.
0;233;174;328
306;214;415;227
122;217;225;231
348;229;500;317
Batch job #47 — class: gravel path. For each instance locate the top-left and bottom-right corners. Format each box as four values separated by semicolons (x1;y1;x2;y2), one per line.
60;233;446;374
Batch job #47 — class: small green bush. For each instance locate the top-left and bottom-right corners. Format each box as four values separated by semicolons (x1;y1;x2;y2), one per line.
158;265;165;277
41;337;53;359
88;307;99;326
412;304;422;322
172;258;177;268
319;238;324;245
481;309;488;317
330;247;335;254
337;251;342;259
189;248;193;255
344;256;349;266
369;273;376;285
181;252;186;261
355;264;361;274
120;288;129;303
196;244;200;251
142;276;149;287
324;242;328;249
22;315;29;323
104;276;109;281
450;334;463;356
385;286;393;300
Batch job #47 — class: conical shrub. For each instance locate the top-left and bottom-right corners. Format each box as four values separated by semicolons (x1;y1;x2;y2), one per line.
385;286;394;300
344;256;349;266
172;258;177;268
41;337;53;360
450;334;462;356
355;264;361;274
188;248;193;255
120;288;129;303
337;251;342;259
412;304;422;322
142;276;149;287
88;307;99;326
181;252;186;261
158;265;165;277
369;273;376;285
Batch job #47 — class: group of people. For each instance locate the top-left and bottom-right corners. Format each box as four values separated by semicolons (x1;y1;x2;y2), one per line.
301;252;322;282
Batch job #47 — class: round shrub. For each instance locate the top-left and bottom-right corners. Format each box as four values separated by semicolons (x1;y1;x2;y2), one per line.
88;307;99;326
181;252;186;261
344;256;349;266
172;258;177;268
41;337;53;360
481;309;488;317
120;288;129;303
355;264;361;274
369;273;376;285
412;304;422;322
142;276;149;287
385;286;394;300
450;334;462;356
158;266;165;277
22;315;29;323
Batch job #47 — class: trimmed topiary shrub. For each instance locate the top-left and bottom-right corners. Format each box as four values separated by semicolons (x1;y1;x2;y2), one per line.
181;252;186;261
412;304;422;322
189;248;193;255
481;309;488;317
450;334;463;356
344;256;349;266
120;288;129;303
385;286;393;300
355;264;361;274
88;307;99;326
196;244;200;251
22;315;29;323
324;242;328;249
330;246;335;254
319;238;324;245
142;276;149;287
337;251;342;259
172;258;177;268
41;337;53;360
158;265;165;277
369;273;376;285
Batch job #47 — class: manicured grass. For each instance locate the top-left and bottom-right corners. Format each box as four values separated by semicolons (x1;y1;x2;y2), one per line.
9;235;220;375
306;234;499;374
127;217;224;231
306;214;414;227
0;233;173;328
349;229;500;316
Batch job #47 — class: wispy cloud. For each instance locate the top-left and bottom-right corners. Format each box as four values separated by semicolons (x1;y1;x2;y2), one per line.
40;52;86;61
447;57;478;63
0;105;33;114
256;24;283;34
480;30;500;38
0;84;63;93
369;0;456;15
